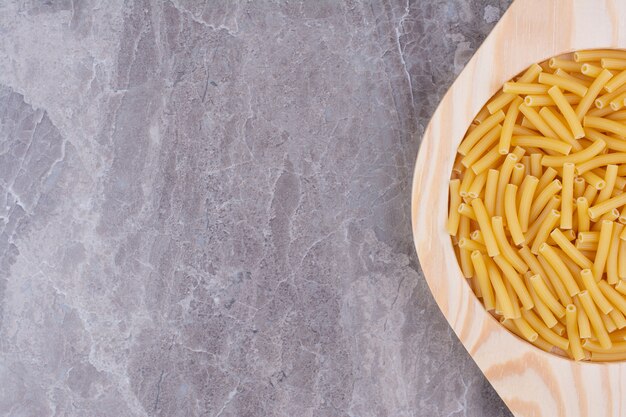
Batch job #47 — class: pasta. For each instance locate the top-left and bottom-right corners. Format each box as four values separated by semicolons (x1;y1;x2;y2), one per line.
449;50;626;361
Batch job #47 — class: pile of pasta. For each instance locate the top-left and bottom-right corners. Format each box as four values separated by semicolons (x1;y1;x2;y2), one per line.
448;50;626;362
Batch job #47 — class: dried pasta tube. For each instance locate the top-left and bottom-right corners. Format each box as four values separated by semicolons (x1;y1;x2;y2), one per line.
566;304;585;361
504;185;525;245
579;290;612;349
593;220;614;281
561;162;575;229
470;251;495;311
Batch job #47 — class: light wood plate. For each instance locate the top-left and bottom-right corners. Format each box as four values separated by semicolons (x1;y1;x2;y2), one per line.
411;1;626;416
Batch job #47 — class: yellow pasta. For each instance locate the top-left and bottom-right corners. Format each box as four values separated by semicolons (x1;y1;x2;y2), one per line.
538;72;588;97
450;51;626;361
470;198;499;257
458;110;506;156
583;116;626;137
504;185;525;246
492;254;534;310
499;97;523;154
518;176;539;232
540;138;605;167
461;125;503;168
596;164;619;204
579;290;612;349
576;69;614;119
580;269;613;314
492;216;528;274
447;179;462;235
518;102;559;139
550;229;593;269
566;304;585;361
548;86;585;138
538;243;580;296
607;223;623;284
601;58;626;70
539;107;581;151
573;296;592;339
495;153;518;218
484;169;499;216
529;274;566;318
593;220;614;281
561;162;575;229
471;251;495;310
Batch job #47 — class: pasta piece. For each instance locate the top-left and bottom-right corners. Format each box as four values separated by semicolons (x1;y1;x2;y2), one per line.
499;97;523;154
473;106;490;124
609;308;626;329
495;153;519;218
574;177;586;198
578;231;599;243
458;110;506;155
536;167;558;192
486;64;542;113
470;198;500;257
538;243;580;296
447;180;462;235
597;280;626;316
512;317;539;342
485;257;517;319
467;171;488;199
548;86;584;138
607;223;624;284
525;196;561;243
579;290;612;349
530;153;542;178
583;116;626;137
461;125;503;167
619;240;626;279
588;193;626;219
503;82;549;95
529;274;565;318
576;69;614;119
593;220;614;281
524;94;580;107
472;147;503;175
538;252;572;305
522;309;569;350
549;57;583;72
616;280;626;295
510;136;571;154
504;185;525;246
566;304;585;360
540;138;605;167
580;269;613;314
573;296;592;339
458;238;487;253
601;58;626;70
511;163;525;186
531;209;561;254
458;203;477;220
581;63;604;77
458;216;473;278
561;162;575;229
550;229;593;269
539;107;581;151
519;246;555;293
525;273;557;328
576;49;626;62
601;312;618;333
518;103;559;139
604;68;626;93
538;72;588;96
492;254;534;310
492;216;527;273
484;169;499;216
596;164;619;204
518;176;539;232
529;180;562;222
471;251;495;310
581;171;607;190
610;90;626;111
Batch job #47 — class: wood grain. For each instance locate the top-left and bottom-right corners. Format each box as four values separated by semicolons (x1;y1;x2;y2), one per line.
411;1;626;416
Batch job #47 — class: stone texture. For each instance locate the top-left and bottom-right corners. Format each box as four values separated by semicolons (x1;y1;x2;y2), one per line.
0;1;513;416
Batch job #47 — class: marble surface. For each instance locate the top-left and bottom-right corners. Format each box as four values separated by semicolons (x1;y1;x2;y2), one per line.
0;1;514;416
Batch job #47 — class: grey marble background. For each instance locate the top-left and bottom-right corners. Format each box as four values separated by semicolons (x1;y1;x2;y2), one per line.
0;1;514;416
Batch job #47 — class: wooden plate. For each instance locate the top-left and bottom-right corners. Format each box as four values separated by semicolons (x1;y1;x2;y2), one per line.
411;1;626;416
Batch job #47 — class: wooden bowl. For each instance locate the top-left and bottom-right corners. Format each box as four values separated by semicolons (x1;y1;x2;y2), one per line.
411;1;626;416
